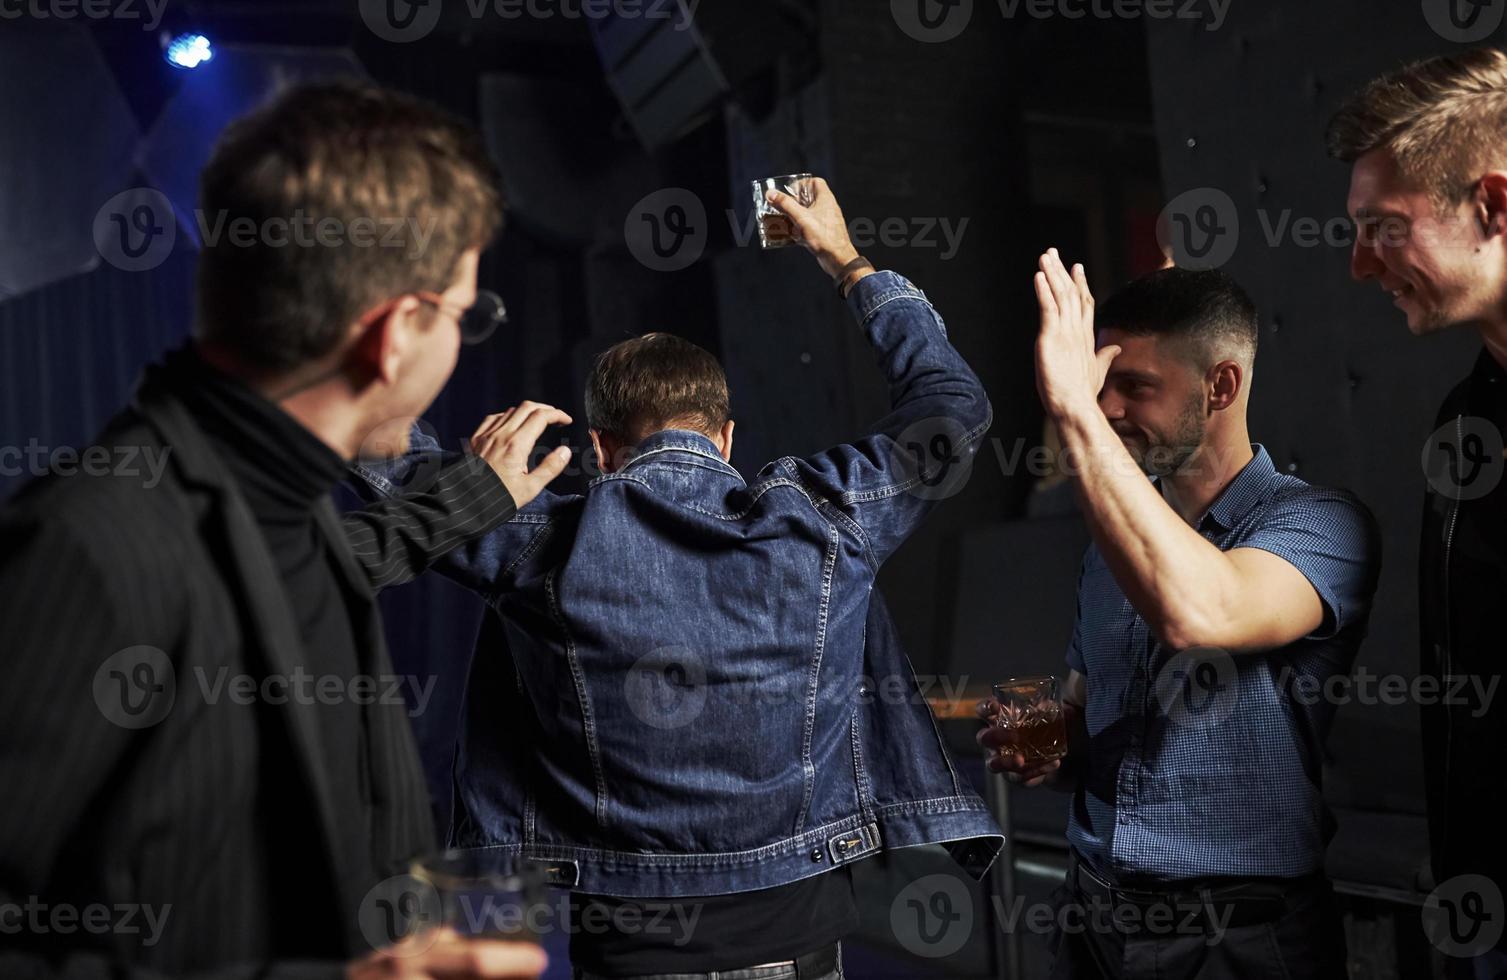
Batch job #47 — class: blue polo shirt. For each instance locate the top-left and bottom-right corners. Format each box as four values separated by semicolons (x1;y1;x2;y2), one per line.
1066;445;1381;883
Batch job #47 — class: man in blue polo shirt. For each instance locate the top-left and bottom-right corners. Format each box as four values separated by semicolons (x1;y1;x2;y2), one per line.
979;254;1381;979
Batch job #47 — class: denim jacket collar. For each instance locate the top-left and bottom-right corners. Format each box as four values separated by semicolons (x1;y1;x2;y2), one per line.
615;429;742;480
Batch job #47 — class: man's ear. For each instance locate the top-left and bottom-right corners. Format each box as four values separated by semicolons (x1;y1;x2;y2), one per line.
718;419;735;462
590;429;619;475
1476;172;1507;238
353;296;425;386
1207;360;1243;412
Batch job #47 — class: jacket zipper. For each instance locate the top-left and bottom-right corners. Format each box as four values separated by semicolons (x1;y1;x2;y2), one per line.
1441;413;1462;820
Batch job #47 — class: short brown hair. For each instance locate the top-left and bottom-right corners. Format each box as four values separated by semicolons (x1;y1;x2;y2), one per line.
194;81;504;375
1326;46;1507;206
585;334;731;442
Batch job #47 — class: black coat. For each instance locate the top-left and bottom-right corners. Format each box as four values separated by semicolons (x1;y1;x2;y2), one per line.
0;362;516;977
1419;347;1507;897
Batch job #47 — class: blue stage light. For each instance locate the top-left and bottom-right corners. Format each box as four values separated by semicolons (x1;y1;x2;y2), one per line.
164;34;213;70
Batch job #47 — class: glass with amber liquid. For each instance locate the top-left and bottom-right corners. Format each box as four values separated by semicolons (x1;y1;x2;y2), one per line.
992;676;1067;765
751;173;816;248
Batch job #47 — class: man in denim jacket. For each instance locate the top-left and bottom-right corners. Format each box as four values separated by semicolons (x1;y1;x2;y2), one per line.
352;181;1001;978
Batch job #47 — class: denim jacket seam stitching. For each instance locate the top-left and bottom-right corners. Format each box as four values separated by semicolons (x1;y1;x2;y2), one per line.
621;445;739;475
485;523;554;604
350;463;395;497
631;457;743;481
545;569;607;826
836;409;992;507
766;462;873;554
907;657;964;795
511;816;881;867
590;473;656;493
648;464;744;486
795;524;839;835
855;283;925;322
873;797;992;816
848;709;876;821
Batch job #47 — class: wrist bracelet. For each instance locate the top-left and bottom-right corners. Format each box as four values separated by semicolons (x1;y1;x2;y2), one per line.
835;256;875;298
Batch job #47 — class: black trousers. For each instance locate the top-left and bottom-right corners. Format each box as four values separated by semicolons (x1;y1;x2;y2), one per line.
1046;860;1347;980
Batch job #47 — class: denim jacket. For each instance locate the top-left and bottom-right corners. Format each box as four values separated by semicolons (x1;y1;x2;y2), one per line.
353;271;1003;897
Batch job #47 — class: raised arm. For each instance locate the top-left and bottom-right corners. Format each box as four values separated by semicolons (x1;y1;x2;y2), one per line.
763;179;993;564
1032;250;1378;654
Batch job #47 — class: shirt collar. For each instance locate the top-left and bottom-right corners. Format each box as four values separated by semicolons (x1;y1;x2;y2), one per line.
620;429;738;474
1195;444;1280;533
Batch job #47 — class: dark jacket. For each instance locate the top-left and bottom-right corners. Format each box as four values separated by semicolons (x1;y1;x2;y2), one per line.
1420;348;1507;892
0;360;516;977
351;271;1004;897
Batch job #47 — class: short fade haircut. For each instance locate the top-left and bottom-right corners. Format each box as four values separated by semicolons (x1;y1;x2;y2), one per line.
1326;46;1507;207
195;80;504;375
1097;267;1259;370
585;333;731;443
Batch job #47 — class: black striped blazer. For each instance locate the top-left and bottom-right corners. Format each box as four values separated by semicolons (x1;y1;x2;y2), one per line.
0;362;516;977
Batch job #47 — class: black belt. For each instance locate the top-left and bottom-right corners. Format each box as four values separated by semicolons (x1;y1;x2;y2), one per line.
1068;852;1323;931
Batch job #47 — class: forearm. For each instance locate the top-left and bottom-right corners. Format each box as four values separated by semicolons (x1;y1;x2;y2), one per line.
344;452;516;592
1054;405;1240;650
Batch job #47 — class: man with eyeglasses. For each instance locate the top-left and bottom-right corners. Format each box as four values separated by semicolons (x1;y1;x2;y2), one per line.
0;82;563;978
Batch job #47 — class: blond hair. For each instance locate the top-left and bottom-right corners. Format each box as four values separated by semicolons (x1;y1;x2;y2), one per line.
1326;47;1507;207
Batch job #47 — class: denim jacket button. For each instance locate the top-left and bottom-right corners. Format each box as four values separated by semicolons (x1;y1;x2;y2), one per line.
810;848;824;862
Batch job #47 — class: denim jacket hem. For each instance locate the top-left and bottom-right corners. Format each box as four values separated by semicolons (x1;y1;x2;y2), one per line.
446;796;1002;897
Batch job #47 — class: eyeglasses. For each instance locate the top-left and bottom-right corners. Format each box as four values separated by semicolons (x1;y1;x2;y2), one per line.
415;289;509;346
359;289;510;346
